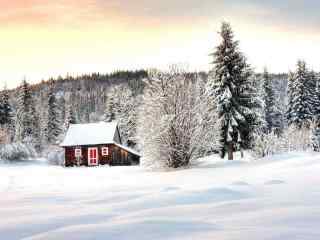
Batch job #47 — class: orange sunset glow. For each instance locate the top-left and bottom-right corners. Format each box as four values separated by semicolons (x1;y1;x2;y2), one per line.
1;0;320;88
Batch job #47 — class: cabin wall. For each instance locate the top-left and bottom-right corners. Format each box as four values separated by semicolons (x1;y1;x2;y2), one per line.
65;144;112;167
64;144;140;167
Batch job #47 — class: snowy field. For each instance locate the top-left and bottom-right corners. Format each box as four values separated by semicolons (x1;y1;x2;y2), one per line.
1;152;320;240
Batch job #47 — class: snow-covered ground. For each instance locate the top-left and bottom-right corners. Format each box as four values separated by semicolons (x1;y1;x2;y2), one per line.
1;152;320;240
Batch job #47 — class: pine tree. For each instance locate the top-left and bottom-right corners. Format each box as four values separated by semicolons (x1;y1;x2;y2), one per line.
287;60;313;128
286;71;295;122
64;103;77;132
0;87;12;126
208;22;261;160
262;68;282;133
47;83;61;144
15;79;38;143
104;91;116;122
0;86;14;143
116;86;137;147
0;97;5;127
58;97;66;125
31;101;41;150
307;70;320;118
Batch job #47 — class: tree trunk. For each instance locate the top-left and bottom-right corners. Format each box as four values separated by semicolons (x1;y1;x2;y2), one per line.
240;146;244;158
227;142;233;160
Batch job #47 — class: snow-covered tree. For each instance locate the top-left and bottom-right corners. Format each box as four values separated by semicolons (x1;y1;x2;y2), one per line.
64;103;77;132
15;79;39;144
46;83;61;144
262;68;282;134
139;66;219;169
0;87;12;126
0;87;14;142
103;89;117;122
58;96;66;125
207;22;261;160
307;70;320;118
287;60;314;128
103;85;140;147
114;86;138;147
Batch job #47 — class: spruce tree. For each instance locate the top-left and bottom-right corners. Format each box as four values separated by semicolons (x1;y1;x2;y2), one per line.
287;60;313;128
262;68;282;133
16;79;38;143
47;83;61;144
208;22;261;160
0;87;12;126
0;99;3;126
58;97;66;125
286;72;295;123
308;70;320;118
64;103;77;132
104;93;116;122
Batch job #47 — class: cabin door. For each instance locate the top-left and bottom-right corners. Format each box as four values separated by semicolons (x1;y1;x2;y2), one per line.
88;148;98;166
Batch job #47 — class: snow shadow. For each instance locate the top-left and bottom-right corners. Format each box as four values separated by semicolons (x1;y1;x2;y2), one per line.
116;187;252;213
192;159;248;170
87;193;143;205
264;180;286;185
0;213;114;240
34;219;218;240
231;181;251;186
162;186;180;192
100;219;217;240
171;187;251;206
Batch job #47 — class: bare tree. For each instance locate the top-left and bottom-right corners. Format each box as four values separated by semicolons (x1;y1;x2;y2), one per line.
138;66;219;169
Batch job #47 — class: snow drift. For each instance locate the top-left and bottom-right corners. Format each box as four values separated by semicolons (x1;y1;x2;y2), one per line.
0;152;320;240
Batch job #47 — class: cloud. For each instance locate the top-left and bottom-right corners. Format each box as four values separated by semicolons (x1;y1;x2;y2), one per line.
224;0;320;32
2;0;320;32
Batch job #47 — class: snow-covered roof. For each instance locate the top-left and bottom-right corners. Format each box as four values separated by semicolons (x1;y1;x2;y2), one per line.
113;143;141;157
60;122;118;147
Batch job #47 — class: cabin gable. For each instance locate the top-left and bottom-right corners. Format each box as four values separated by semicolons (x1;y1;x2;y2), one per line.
113;125;122;144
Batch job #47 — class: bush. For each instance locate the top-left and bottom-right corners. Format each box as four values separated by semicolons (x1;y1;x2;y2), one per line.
0;142;37;161
46;146;65;166
138;67;219;169
252;130;281;158
253;125;312;158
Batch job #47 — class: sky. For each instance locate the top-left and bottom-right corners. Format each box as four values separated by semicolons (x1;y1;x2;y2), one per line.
1;0;320;88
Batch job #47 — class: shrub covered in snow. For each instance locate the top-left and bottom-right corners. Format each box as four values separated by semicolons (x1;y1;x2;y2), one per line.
253;125;313;158
0;142;36;161
138;66;219;169
252;130;281;158
45;146;65;166
281;125;312;152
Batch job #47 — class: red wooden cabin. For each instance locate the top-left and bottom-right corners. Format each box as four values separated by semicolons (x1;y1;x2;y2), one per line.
60;122;140;167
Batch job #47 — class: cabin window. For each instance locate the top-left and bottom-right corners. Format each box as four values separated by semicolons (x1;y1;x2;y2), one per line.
75;148;82;157
101;147;109;156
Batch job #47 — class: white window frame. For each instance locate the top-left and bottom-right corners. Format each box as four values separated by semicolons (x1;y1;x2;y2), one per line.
101;147;109;156
75;148;82;157
88;147;99;166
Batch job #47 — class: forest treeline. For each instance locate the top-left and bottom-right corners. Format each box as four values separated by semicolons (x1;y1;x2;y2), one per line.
0;22;319;168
